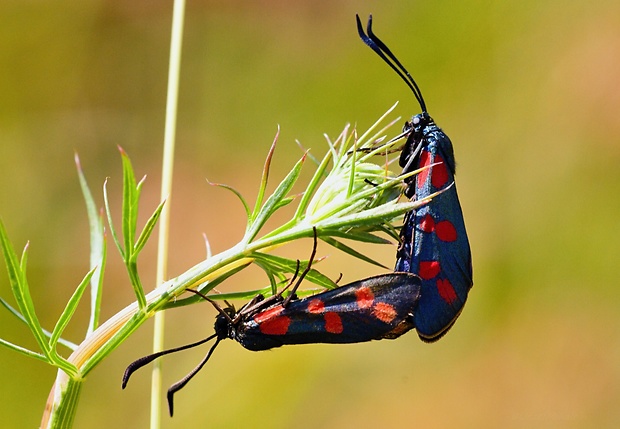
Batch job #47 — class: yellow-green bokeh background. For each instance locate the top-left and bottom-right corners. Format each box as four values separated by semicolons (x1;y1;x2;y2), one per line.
1;1;619;428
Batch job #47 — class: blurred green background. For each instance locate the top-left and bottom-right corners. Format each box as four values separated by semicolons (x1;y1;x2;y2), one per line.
1;1;619;427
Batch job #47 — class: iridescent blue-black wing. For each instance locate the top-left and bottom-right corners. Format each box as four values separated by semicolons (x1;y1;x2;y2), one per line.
235;273;421;351
396;127;473;342
355;14;473;342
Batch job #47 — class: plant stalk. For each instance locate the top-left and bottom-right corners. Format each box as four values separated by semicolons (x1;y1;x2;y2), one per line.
151;0;186;427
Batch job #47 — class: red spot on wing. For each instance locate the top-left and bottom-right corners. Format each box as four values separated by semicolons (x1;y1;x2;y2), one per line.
258;316;291;335
419;213;457;242
420;214;435;233
416;151;432;189
324;312;343;334
255;306;291;336
253;306;283;323
419;261;441;280
435;220;457;242
372;302;398;323
437;278;458;304
431;154;449;188
307;299;325;314
355;287;374;309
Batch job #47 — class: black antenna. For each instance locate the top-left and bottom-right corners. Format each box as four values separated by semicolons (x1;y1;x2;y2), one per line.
166;337;222;416
121;333;219;391
356;14;427;113
282;226;318;307
186;288;235;324
121;287;234;416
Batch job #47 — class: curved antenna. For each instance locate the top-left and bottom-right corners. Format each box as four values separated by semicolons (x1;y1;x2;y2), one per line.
121;333;218;390
356;14;427;113
186;288;235;324
282;226;319;307
167;337;222;416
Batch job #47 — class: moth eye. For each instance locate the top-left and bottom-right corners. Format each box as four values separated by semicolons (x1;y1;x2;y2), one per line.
412;116;421;125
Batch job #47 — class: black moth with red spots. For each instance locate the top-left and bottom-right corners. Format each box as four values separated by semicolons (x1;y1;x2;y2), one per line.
357;15;473;342
122;273;421;416
231;272;421;351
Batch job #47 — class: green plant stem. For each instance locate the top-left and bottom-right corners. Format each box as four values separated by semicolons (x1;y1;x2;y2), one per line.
37;233;294;427
44;372;83;429
151;0;186;427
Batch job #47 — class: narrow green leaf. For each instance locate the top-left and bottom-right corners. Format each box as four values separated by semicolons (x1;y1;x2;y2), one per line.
355;101;399;148
317;199;422;232
103;178;124;258
335;127;356;168
0;337;47;363
375;223;401;242
0;221;50;356
295;140;322;166
334;174;404;210
204;285;273;301
325;128;341;163
49;268;96;350
173;283;332;306
133;199;165;254
207;180;251;222
254;259;280;295
252;252;336;290
301;269;338;289
294;288;330;298
272;196;296;212
251;127;279;222
88;232;106;336
135;174;146;196
75;153;107;335
18;239;29;277
0;220;47;340
308;164;430;227
246;154;306;241
320;236;389;269
356;123;403;164
347;129;358;198
0;297;78;350
293;146;333;220
115;148;150;309
322;229;392;244
253;252;299;273
313;199;367;223
119;147;139;256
